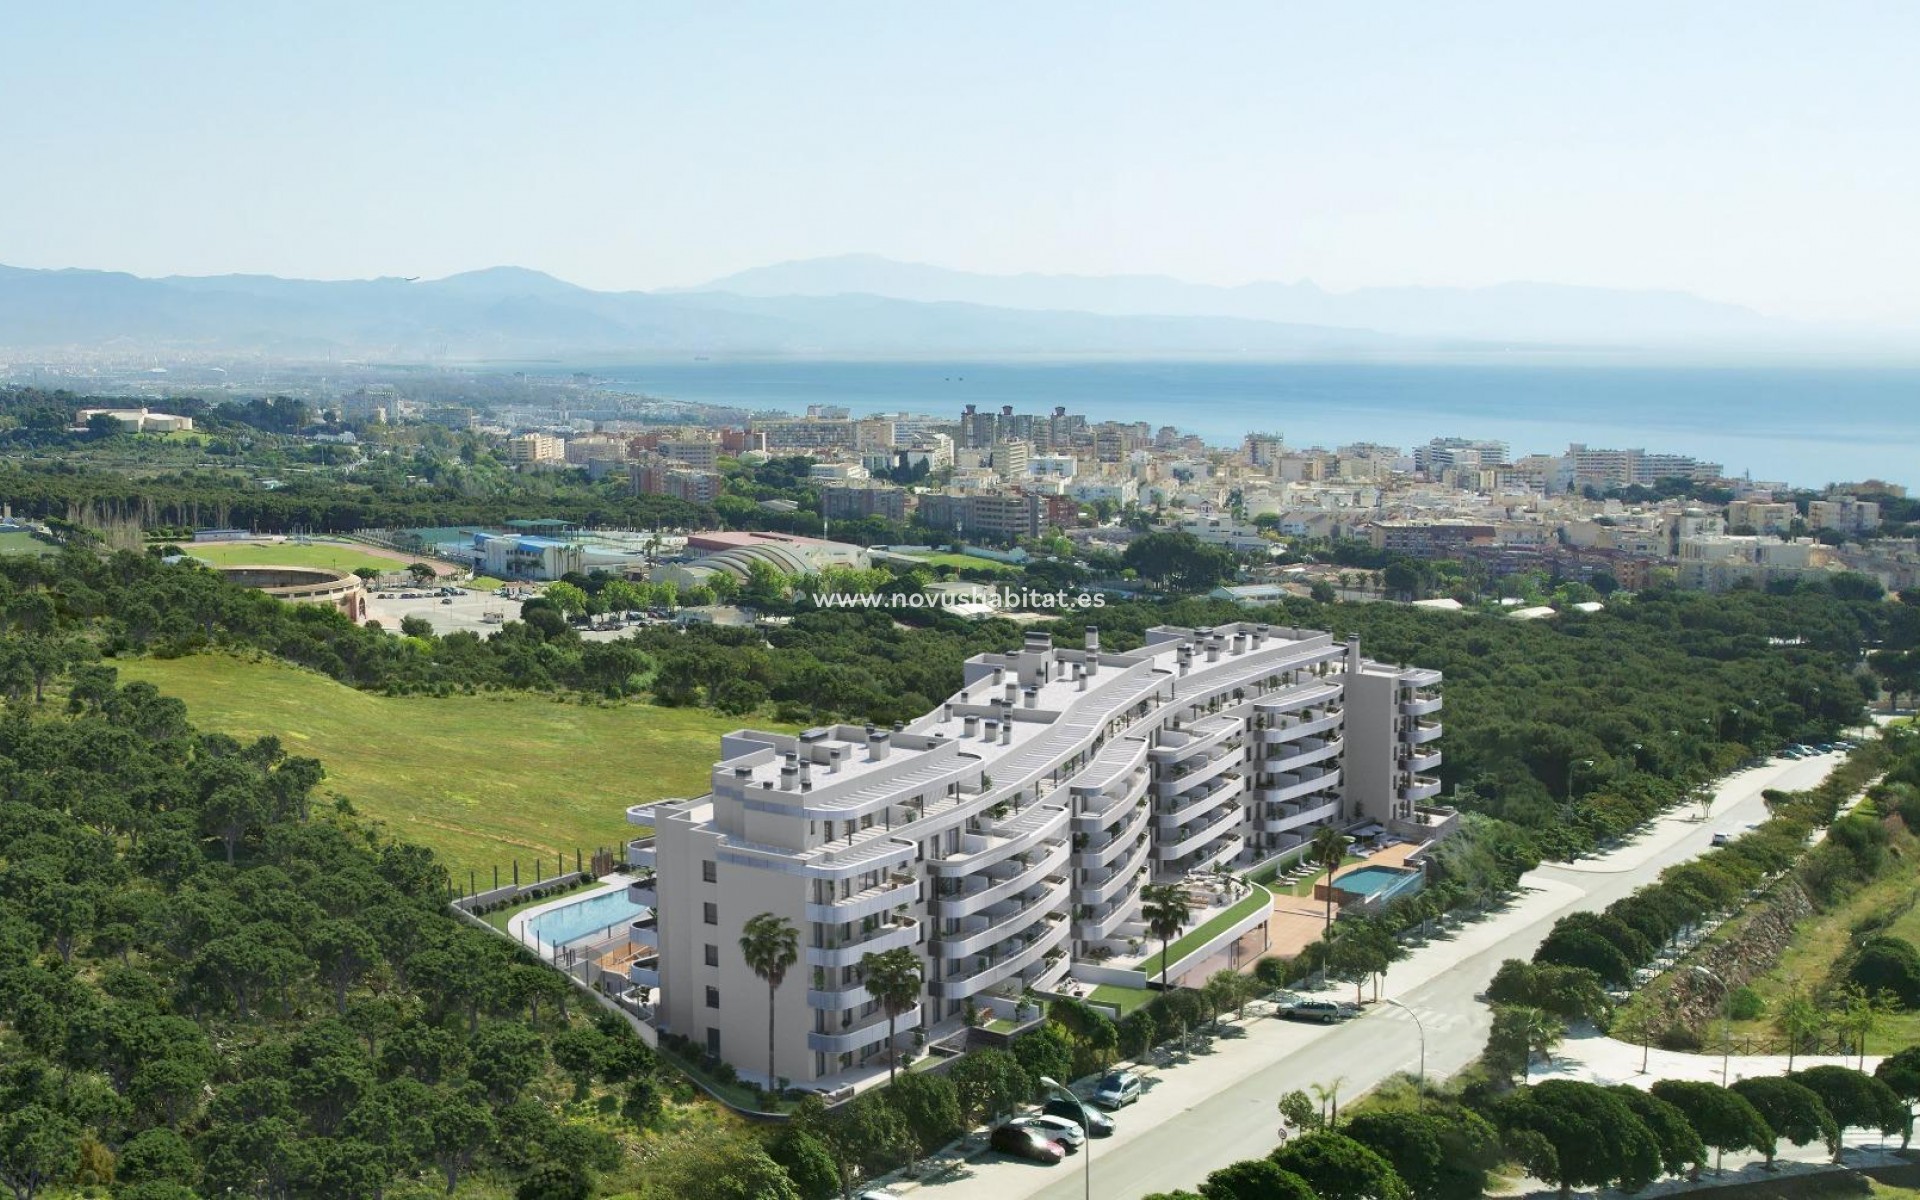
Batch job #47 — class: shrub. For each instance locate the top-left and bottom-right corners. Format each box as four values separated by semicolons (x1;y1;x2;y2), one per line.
1727;986;1766;1021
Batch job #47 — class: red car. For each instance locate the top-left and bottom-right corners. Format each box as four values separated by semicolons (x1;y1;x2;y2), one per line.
991;1123;1066;1164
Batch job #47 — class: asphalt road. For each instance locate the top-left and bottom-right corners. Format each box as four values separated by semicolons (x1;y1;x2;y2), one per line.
918;749;1852;1200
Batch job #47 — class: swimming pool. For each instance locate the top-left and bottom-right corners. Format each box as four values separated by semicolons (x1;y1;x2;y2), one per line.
1333;865;1422;899
527;888;648;946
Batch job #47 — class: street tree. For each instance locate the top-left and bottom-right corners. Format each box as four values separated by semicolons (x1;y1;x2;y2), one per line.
858;947;923;1084
1650;1080;1774;1177
740;912;800;1095
1729;1076;1836;1165
1269;1130;1409;1200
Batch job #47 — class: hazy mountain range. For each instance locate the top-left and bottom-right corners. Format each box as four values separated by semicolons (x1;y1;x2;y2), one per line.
0;256;1896;361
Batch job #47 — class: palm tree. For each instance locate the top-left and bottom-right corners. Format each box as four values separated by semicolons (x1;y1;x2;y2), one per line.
1309;825;1352;934
859;947;924;1083
1142;883;1193;992
739;913;799;1095
1310;1076;1346;1126
1520;1006;1562;1080
1773;983;1821;1071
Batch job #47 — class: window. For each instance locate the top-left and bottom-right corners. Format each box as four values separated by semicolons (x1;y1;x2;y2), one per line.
704;944;719;967
705;986;720;1009
707;1028;721;1056
702;860;717;883
703;902;718;925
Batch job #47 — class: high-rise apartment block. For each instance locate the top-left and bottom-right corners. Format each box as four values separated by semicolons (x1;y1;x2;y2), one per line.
624;622;1447;1085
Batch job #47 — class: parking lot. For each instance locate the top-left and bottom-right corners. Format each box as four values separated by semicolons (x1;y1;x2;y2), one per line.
363;587;524;637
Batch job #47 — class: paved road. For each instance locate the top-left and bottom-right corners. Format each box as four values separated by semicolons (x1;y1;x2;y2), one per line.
917;750;1852;1200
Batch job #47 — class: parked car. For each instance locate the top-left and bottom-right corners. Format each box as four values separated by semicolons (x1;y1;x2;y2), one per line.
990;1123;1066;1164
1091;1071;1142;1109
1710;831;1732;846
1283;999;1354;1024
440;597;454;605
1042;1096;1114;1136
1015;1115;1085;1151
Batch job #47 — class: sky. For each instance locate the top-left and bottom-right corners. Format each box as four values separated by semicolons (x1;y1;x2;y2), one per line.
4;2;1917;324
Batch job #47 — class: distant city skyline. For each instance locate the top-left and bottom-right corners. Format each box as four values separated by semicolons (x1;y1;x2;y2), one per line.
3;2;1917;326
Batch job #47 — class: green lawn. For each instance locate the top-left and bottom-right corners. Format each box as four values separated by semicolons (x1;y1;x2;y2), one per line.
903;551;1022;574
115;653;783;881
1140;886;1272;980
1089;984;1157;1016
466;575;509;592
0;530;58;556
181;539;444;576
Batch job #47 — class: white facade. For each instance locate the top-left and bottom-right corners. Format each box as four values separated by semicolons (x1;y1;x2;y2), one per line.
627;622;1445;1086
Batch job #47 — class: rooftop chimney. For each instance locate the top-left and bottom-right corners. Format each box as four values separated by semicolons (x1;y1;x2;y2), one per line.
1023;685;1038;709
963;714;980;738
867;730;891;762
827;747;844;774
1004;681;1019;704
1001;721;1012;746
1232;631;1248;656
779;761;798;791
1085;626;1101;652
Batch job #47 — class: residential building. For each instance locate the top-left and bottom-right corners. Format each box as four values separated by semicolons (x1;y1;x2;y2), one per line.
1727;500;1796;534
630;458;724;505
628;622;1446;1086
1808;496;1881;534
659;438;721;471
820;481;908;523
73;407;195;433
916;491;1046;543
508;433;567;465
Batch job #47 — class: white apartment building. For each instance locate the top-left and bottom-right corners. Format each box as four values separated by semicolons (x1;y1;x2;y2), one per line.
625;622;1446;1086
508;433;567;465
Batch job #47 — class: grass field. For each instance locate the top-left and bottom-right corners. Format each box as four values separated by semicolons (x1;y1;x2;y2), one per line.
182;539;444;576
902;551;1022;574
0;530;57;556
115;653;780;881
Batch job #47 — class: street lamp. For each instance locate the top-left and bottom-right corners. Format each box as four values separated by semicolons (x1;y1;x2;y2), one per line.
1038;1075;1092;1200
1379;997;1426;1085
1691;965;1733;1086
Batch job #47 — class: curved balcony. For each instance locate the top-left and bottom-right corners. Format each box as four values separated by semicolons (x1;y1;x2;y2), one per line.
805;871;919;924
1256;709;1343;745
1254;767;1340;806
808;1004;922;1054
630;914;659;949
1181;834;1244;874
1075;888;1141;941
1252;681;1343;719
1076;802;1150;869
935;876;1070;959
627;955;659;989
627;876;657;909
1078;836;1151;906
1402;748;1443;775
1156;804;1243;863
807;914;920;969
1400;775;1443;803
1265;736;1341;773
934;841;1070;919
1252;796;1340;835
1401;695;1443;718
1157;747;1241;798
625;837;656;870
1158;774;1243;830
1150;716;1243;765
1074;766;1150;829
930;804;1069;877
1403;720;1443;745
931;917;1070;1000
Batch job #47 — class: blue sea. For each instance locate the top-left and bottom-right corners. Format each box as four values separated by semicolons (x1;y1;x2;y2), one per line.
581;359;1920;489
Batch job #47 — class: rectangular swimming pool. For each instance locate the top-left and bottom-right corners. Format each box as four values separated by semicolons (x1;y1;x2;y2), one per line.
527;888;648;946
1334;865;1421;898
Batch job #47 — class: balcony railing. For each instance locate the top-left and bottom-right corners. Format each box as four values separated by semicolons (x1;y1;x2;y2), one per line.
807;914;920;969
628;955;660;989
1078;837;1151;907
805;871;920;923
931;917;1070;1000
1254;766;1340;806
631;914;659;949
1401;748;1443;775
1157;804;1242;862
1400;695;1443;717
627;876;657;908
1158;774;1242;829
1074;803;1150;869
1400;775;1443;803
1403;720;1443;745
933;876;1070;959
625;836;656;870
1253;796;1340;835
934;842;1070;919
807;1004;923;1054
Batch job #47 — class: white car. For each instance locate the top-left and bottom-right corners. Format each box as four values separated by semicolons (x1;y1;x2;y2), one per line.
1016;1114;1086;1150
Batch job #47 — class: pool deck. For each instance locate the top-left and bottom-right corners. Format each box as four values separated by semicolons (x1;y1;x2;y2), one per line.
1259;841;1425;962
506;872;638;957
